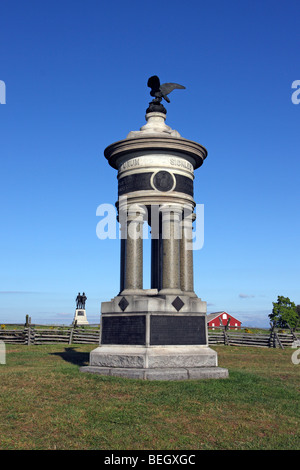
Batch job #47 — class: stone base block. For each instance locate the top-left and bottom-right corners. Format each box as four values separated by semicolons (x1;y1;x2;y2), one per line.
80;345;228;380
88;345;218;368
80;365;229;381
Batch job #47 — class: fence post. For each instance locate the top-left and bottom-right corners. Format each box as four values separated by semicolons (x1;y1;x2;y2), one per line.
269;322;275;348
69;325;74;345
218;318;225;345
0;340;6;364
223;318;230;345
27;326;31;346
275;332;284;349
286;323;298;341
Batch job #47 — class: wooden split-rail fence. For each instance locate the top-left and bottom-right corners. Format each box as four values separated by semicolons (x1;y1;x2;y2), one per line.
0;323;299;349
208;321;300;349
0;325;101;346
208;329;298;349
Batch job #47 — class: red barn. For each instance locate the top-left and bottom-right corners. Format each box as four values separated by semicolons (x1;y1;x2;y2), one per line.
207;311;242;330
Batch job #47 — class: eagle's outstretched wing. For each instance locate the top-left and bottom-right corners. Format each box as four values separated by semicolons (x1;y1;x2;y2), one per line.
160;82;186;102
160;82;186;95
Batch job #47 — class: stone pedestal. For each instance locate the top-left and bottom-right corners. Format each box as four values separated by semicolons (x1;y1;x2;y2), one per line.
81;110;228;380
83;350;228;380
81;293;228;380
73;309;89;326
81;292;228;380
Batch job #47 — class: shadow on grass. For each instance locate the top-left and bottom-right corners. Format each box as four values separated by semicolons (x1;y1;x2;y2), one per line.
51;347;90;367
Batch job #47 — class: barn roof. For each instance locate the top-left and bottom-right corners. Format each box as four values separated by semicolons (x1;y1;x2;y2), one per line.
206;312;226;321
207;311;242;324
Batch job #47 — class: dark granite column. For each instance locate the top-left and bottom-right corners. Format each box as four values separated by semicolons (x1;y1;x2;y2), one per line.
159;205;182;294
122;206;146;294
180;212;196;296
150;206;162;291
119;234;126;293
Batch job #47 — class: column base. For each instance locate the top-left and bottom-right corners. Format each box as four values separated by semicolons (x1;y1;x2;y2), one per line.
158;288;183;295
182;291;197;298
120;288;148;296
159;289;197;297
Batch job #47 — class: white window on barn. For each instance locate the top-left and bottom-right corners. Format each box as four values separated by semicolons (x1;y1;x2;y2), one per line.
222;313;227;320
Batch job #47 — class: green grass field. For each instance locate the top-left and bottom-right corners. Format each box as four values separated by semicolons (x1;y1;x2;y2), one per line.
0;344;299;450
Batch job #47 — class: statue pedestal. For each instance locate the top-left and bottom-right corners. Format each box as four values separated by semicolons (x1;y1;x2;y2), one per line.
80;294;228;380
73;309;89;326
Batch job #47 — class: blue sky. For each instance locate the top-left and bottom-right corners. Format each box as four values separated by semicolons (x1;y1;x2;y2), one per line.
0;0;299;327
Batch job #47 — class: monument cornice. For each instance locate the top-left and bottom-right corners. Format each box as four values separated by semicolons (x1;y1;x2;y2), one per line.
104;136;208;170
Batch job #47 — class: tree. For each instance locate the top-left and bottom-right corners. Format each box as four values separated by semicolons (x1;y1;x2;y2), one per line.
269;296;299;329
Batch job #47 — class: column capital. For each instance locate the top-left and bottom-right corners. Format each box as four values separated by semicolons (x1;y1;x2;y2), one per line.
160;203;183;213
127;204;148;221
182;211;196;226
118;203;148;226
160;204;183;222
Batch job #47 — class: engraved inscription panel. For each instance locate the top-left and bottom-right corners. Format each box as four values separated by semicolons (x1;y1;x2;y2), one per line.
174;174;194;197
119;158;140;172
118;173;152;196
118;156;194;176
101;315;146;345
170;157;193;172
118;172;194;196
150;315;206;345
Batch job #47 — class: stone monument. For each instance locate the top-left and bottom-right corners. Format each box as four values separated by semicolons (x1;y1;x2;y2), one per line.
73;292;89;325
81;76;228;380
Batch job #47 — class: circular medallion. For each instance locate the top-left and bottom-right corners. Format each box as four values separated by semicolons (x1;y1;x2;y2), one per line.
152;171;175;192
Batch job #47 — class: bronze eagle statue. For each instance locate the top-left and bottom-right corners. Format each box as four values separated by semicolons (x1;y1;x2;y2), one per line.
147;75;185;103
